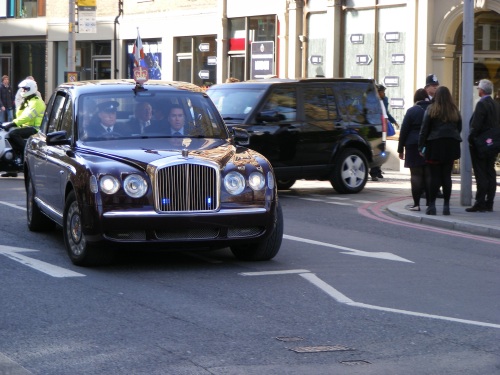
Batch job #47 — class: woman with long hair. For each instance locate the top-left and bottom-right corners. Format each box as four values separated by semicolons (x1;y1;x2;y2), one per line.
418;86;462;215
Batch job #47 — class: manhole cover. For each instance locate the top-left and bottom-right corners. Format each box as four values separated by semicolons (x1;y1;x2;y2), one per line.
290;345;354;353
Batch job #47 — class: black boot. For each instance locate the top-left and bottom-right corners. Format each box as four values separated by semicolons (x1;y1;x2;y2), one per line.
426;202;436;215
443;202;450;216
465;203;486;212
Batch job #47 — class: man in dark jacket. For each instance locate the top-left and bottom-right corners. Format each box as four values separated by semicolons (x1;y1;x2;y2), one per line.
0;75;14;122
466;79;500;212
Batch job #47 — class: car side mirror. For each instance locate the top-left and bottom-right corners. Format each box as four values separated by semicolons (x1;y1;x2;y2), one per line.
47;131;71;145
231;127;250;146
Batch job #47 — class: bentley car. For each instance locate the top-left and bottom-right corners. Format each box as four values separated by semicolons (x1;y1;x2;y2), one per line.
24;79;283;266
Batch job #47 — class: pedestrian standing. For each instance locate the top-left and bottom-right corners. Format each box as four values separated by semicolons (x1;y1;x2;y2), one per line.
370;84;399;181
398;88;431;211
418;86;462;216
424;74;439;101
466;79;500;212
0;75;15;122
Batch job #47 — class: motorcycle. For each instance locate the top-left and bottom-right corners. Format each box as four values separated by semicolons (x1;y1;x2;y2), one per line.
0;123;24;177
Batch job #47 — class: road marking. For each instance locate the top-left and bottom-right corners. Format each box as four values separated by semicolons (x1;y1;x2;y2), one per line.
0;201;26;211
241;270;500;329
0;245;85;278
283;234;413;263
240;269;309;276
325;201;353;206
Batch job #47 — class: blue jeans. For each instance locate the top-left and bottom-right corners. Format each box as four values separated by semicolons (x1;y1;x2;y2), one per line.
3;108;13;122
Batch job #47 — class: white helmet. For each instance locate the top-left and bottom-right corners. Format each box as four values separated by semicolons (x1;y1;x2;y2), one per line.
19;79;37;98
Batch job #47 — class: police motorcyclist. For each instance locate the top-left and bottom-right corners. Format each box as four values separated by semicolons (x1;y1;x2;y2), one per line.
1;79;45;177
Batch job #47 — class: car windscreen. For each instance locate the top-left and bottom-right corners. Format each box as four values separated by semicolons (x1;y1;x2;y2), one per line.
77;91;228;141
207;87;266;120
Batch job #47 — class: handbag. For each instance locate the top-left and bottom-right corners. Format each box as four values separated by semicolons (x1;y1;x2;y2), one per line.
386;120;396;137
473;126;500;158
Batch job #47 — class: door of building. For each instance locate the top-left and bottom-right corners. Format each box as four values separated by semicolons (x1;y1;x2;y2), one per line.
93;58;111;80
228;55;245;82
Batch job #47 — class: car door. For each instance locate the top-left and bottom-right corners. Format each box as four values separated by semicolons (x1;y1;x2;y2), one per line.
40;92;72;215
299;84;343;173
246;86;301;172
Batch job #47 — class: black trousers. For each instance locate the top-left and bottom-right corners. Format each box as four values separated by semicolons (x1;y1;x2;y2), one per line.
8;126;37;156
470;146;497;208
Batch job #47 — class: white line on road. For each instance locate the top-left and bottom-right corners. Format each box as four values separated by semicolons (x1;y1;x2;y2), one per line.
283;234;413;263
240;269;310;276
0;201;26;211
0;246;85;278
299;272;500;329
240;270;500;329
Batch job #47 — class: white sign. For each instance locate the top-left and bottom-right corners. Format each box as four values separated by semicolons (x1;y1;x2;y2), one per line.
198;70;210;79
79;9;97;33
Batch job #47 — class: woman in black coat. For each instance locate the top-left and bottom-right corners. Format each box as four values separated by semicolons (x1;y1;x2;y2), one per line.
418;86;462;216
398;89;431;211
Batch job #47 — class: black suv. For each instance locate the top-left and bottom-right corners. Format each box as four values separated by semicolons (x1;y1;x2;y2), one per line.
207;78;387;193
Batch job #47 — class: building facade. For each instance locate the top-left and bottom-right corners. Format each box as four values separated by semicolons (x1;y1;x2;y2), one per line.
0;0;498;127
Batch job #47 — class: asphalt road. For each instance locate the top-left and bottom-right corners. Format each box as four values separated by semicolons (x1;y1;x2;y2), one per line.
0;175;499;375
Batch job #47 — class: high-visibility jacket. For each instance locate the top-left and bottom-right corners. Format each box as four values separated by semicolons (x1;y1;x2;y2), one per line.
13;94;45;129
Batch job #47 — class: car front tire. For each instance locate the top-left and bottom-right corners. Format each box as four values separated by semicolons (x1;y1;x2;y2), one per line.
63;191;113;266
230;202;283;261
330;148;368;194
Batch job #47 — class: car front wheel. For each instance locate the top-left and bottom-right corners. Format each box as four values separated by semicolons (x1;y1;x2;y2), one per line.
330;148;368;194
63;191;112;266
230;202;283;261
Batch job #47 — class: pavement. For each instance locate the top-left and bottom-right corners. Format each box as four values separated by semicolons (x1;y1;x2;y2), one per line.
381;170;500;239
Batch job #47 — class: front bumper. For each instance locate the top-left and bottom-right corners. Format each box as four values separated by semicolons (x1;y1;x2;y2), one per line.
83;204;278;247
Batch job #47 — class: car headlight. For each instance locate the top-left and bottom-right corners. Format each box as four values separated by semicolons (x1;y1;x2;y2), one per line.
267;171;275;189
248;171;265;191
100;175;120;194
224;171;245;195
123;174;148;198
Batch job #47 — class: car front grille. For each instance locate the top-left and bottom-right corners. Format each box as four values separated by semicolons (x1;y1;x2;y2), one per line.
155;162;219;212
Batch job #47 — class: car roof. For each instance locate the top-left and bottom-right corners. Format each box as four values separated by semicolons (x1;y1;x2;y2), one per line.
56;79;207;95
208;77;376;89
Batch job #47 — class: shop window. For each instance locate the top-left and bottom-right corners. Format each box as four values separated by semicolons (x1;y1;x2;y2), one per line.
174;36;217;88
126;39;162;80
16;0;45;18
306;12;327;78
228;15;277;81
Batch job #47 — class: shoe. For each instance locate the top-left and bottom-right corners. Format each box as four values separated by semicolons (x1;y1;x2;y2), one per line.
426;205;436;215
1;172;18;177
465;204;486;212
370;176;378;181
443;204;450;216
408;205;420;211
377;172;384;179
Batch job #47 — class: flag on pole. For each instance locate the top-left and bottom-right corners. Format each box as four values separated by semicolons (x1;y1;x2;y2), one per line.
133;28;144;67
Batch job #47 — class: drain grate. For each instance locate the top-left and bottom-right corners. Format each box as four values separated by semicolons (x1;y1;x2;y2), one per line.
340;360;371;365
275;337;304;342
290;345;354;353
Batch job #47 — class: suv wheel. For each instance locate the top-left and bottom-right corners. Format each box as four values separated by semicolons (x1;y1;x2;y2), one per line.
330;148;368;194
276;179;296;190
